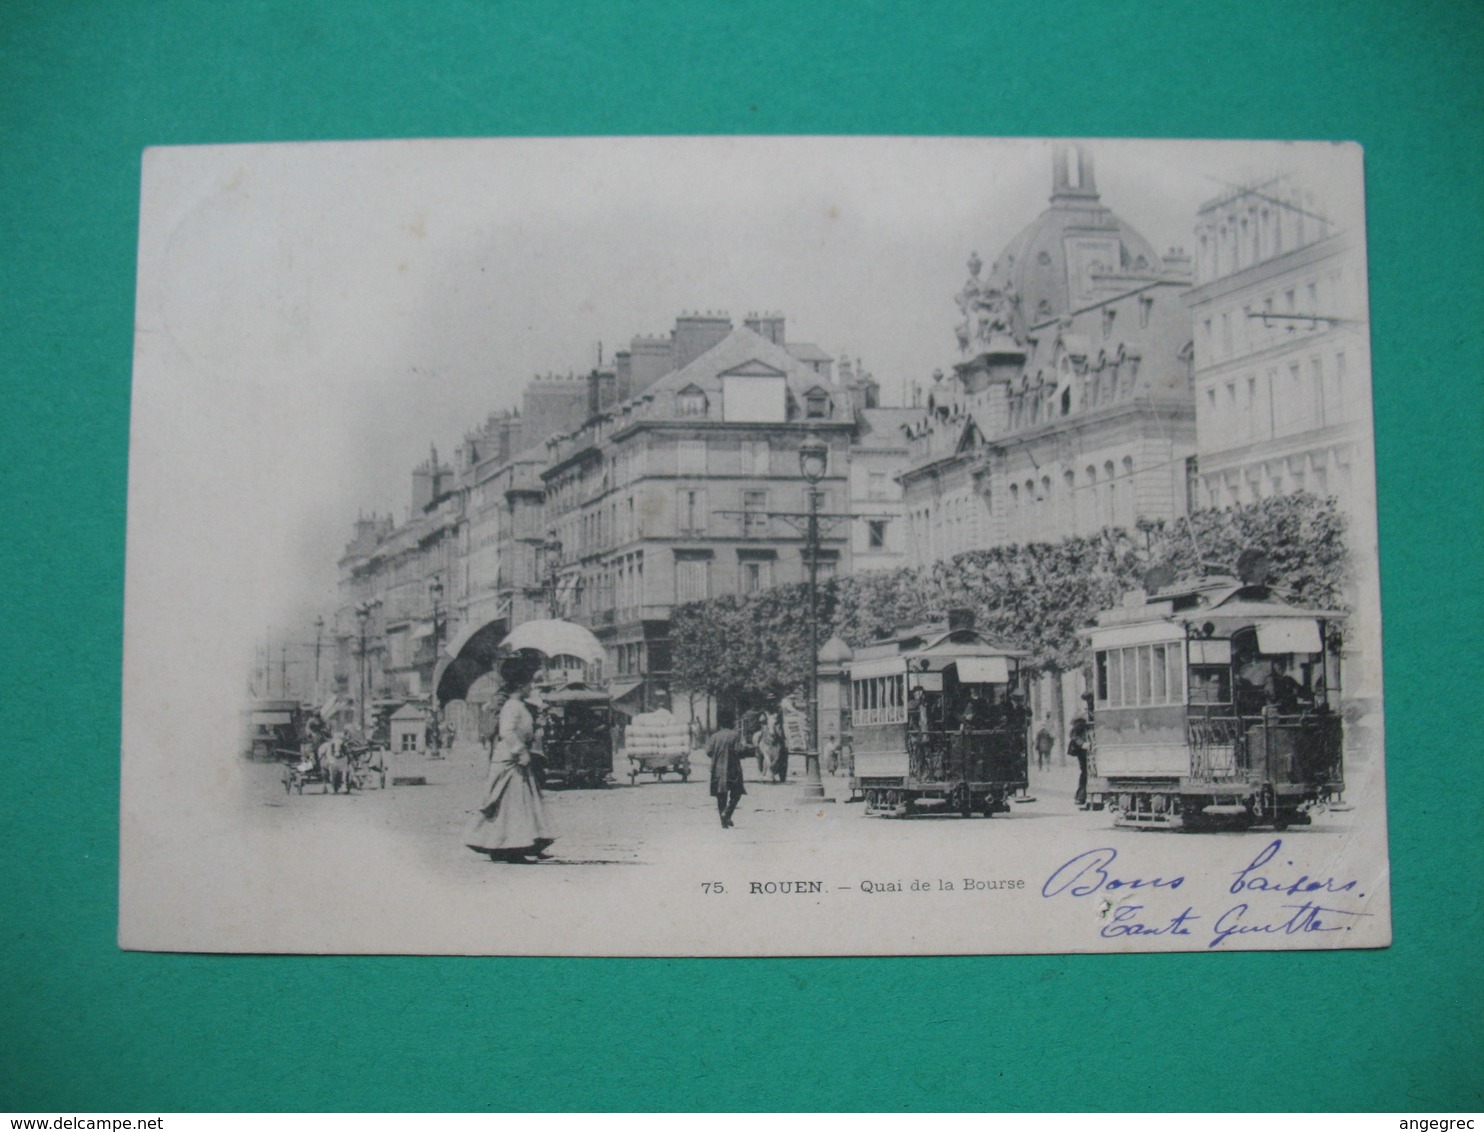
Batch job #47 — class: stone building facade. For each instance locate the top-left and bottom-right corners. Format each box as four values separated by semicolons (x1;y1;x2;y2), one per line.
540;316;855;709
1185;181;1372;513
1185;177;1378;700
899;143;1198;569
327;301;926;722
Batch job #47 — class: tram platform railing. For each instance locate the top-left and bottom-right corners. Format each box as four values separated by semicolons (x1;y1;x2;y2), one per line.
906;727;1027;785
1188;710;1343;785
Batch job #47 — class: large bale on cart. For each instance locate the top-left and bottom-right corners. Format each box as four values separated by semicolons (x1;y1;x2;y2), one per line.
625;708;691;783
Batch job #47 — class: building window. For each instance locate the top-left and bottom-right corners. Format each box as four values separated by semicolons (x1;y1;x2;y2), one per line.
677;489;706;535
675;554;710;604
868;471;889;500
676;385;707;417
742;438;770;475
739;556;772;594
742;489;768;538
805;389;830;418
868;519;887;550
678;439;707;475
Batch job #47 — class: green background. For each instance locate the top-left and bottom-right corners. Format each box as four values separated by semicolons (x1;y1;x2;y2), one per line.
3;0;1480;1112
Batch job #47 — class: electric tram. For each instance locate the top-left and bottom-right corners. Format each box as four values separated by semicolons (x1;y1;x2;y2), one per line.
848;612;1030;818
1085;568;1345;831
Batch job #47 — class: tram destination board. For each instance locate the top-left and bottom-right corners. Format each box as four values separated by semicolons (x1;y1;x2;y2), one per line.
119;136;1389;956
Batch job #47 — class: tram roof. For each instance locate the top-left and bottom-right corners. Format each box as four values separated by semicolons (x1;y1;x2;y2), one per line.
850;626;1026;668
536;680;612;704
1090;583;1346;634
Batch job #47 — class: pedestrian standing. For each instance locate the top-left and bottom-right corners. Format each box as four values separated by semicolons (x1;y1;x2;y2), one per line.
1034;717;1055;771
706;713;747;828
1069;714;1091;809
768;710;789;783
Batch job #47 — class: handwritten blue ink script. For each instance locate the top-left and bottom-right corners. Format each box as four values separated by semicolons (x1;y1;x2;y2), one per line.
1042;840;1372;949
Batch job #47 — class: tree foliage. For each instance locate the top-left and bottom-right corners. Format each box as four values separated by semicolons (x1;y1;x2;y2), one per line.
668;493;1350;702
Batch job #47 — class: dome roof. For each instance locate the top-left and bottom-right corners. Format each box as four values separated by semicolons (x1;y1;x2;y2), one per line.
988;207;1161;326
956;145;1164;350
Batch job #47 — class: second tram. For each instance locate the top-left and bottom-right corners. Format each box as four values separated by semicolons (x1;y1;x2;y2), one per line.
535;681;614;789
1085;575;1345;831
848;615;1030;818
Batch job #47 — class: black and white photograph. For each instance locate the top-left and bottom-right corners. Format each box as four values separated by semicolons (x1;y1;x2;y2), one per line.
120;136;1387;955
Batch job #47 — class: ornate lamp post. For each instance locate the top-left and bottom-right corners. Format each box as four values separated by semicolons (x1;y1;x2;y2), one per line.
428;574;444;750
542;538;563;618
312;615;324;702
797;431;829;802
355;598;381;735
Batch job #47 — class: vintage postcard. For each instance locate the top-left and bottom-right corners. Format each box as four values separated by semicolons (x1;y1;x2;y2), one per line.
120;137;1388;954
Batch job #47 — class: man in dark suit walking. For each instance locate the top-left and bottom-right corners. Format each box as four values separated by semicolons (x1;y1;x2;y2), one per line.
707;712;747;829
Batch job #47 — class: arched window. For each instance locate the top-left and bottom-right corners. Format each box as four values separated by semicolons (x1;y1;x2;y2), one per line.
675;384;708;418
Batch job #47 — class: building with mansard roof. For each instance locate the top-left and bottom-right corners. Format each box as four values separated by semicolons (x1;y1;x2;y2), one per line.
541;313;855;711
899;144;1198;568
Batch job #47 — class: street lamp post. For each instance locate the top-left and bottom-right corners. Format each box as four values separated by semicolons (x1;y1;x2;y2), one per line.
312;615;324;702
543;538;563;618
428;574;444;751
355;599;381;736
797;431;829;803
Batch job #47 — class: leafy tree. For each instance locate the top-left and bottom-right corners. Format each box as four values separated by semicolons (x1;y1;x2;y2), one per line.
666;493;1352;704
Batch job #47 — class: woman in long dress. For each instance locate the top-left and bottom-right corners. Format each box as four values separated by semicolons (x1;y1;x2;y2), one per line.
465;657;555;863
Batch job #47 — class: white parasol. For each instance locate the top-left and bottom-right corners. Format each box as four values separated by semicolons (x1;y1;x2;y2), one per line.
497;619;607;665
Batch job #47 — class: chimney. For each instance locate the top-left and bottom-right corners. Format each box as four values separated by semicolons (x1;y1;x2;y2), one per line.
672;311;732;369
614;350;632;401
743;311;785;346
411;462;434;512
628;335;675;395
523;375;590;446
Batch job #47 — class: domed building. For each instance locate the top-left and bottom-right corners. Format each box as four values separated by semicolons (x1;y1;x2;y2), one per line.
900;143;1198;565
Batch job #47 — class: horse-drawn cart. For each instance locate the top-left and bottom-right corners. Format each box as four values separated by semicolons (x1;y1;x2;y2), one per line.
281;739;388;794
623;707;691;784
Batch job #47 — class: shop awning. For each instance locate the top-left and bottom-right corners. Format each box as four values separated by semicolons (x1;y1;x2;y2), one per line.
608;679;647;715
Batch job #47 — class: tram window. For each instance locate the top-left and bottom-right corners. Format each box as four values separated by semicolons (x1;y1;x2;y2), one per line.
1190;666;1231;705
1166;645;1185;701
1096;652;1110;703
1106;650;1122;707
1137;647;1153;703
1121;648;1138;705
1151;646;1167;703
